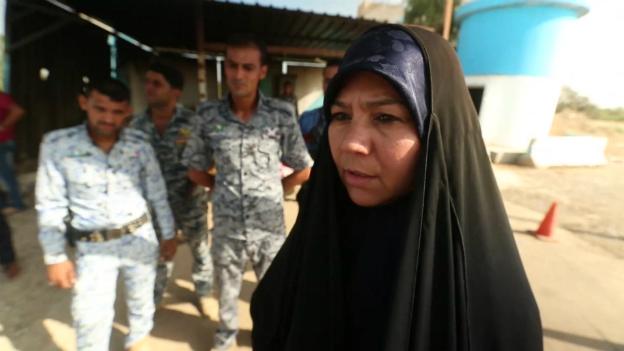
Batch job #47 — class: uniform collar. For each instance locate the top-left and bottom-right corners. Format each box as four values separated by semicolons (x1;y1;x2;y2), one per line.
223;91;269;123
80;122;129;147
143;103;184;122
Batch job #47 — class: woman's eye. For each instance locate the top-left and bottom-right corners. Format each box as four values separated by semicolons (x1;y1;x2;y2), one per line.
330;112;350;121
375;114;400;123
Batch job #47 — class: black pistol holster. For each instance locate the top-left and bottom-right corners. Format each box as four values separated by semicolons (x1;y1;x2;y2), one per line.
64;213;77;247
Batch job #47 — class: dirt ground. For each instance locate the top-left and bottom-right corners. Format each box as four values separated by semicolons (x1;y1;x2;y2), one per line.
497;112;624;258
0;201;301;351
1;111;622;350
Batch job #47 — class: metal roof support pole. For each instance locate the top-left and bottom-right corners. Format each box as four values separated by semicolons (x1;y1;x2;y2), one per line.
196;0;208;102
216;57;223;99
1;0;8;90
108;34;118;78
442;0;454;41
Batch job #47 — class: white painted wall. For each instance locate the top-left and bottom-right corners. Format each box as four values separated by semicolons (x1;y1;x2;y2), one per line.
466;75;561;151
285;66;324;115
357;1;405;23
526;136;607;167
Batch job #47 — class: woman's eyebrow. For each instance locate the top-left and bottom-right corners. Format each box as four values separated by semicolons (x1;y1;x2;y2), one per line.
332;99;349;108
365;98;404;108
332;98;404;108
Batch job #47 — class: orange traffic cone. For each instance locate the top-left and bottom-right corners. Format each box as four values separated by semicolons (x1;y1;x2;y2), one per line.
535;202;558;239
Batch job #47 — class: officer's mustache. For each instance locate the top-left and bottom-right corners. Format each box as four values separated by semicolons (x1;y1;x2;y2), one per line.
96;121;116;127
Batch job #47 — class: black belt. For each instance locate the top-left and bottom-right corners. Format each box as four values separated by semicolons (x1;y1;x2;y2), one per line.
76;213;149;243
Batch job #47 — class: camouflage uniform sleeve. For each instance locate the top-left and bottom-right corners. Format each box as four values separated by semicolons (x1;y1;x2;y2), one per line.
127;114;148;133
181;115;213;171
127;115;139;129
140;143;175;240
35;136;70;265
280;106;314;170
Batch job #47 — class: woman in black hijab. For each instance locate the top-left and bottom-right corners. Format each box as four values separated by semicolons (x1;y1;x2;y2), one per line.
251;24;542;351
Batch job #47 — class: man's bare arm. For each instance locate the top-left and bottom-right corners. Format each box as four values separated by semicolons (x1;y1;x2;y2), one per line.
282;167;311;193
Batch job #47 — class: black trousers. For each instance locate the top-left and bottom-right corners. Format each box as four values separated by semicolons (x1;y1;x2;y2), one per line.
0;213;16;265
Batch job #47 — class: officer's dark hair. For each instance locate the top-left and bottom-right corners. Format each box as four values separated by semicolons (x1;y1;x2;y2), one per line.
226;33;269;66
85;77;130;102
148;60;184;90
325;58;342;68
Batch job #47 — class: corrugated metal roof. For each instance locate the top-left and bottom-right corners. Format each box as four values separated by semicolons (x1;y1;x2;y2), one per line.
63;0;384;58
215;0;361;19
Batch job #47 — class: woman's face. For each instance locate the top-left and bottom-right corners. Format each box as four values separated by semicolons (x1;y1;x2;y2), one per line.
329;71;421;207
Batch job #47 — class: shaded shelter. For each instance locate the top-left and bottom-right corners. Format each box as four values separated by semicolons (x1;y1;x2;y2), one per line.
6;0;384;161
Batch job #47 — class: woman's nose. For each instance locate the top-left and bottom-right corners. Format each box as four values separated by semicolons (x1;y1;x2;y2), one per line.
341;121;371;156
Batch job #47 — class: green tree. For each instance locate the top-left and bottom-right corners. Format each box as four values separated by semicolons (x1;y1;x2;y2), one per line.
404;0;461;34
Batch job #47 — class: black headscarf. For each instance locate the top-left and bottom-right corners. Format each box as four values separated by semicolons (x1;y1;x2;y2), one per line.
251;24;542;351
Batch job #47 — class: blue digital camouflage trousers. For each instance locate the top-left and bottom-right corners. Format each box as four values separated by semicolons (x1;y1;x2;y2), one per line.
212;235;285;347
154;212;213;304
72;233;158;351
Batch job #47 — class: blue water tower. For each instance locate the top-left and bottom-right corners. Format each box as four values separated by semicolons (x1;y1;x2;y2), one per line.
455;0;589;153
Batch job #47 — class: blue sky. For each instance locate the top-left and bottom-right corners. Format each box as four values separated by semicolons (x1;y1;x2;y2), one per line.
555;0;624;108
227;0;402;17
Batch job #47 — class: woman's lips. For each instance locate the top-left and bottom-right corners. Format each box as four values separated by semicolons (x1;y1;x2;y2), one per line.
343;169;376;188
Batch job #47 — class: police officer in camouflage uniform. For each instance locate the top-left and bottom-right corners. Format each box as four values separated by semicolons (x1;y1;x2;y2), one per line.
130;62;213;304
182;35;313;351
36;78;177;351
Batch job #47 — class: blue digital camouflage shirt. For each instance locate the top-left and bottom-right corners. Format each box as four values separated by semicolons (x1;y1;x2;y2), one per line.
182;94;313;241
35;124;175;264
130;105;208;222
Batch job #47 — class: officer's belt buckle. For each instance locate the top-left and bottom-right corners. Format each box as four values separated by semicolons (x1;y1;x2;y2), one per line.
81;214;148;243
107;228;124;240
90;231;106;242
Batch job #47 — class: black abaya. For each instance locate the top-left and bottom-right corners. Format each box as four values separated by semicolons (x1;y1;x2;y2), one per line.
251;24;542;351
